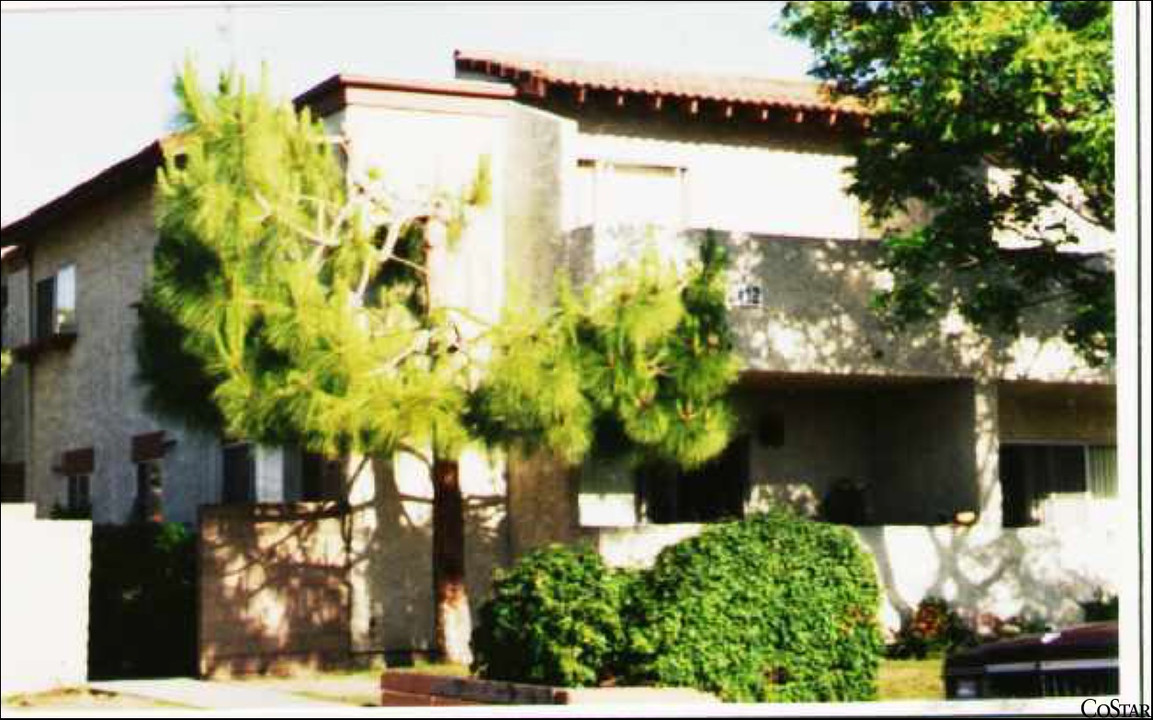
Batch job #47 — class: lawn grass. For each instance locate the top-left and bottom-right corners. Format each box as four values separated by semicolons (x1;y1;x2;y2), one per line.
877;658;944;701
389;661;472;677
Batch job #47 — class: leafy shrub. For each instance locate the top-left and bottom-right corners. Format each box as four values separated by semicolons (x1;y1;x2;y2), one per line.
88;523;198;679
1080;589;1119;623
623;510;885;702
888;596;978;660
471;544;633;687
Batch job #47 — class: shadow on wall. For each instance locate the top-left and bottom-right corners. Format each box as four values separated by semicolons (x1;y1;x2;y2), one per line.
198;502;353;679
567;225;1098;382
345;455;510;662
854;457;1118;633
198;452;511;678
716;229;1021;378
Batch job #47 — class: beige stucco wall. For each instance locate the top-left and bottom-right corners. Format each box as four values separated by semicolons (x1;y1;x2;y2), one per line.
0;504;91;695
568;115;864;240
20;183;223;524
589;229;1112;385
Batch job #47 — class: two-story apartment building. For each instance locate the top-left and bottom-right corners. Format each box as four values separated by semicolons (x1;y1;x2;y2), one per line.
0;52;1118;658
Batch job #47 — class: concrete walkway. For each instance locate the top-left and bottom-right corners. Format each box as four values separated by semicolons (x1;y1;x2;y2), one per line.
88;679;348;711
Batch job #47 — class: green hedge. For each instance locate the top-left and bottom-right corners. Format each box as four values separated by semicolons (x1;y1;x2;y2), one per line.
470;545;633;687
88;523;198;679
626;511;884;702
471;510;885;702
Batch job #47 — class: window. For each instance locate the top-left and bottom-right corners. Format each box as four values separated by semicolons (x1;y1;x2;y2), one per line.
66;474;90;514
221;442;255;503
638;437;750;524
575;160;687;229
134;460;164;523
0;463;24;503
1000;444;1117;528
301;452;344;501
35;265;77;341
57;447;94;517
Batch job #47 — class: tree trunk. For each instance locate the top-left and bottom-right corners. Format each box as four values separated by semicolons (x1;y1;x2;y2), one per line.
432;455;472;666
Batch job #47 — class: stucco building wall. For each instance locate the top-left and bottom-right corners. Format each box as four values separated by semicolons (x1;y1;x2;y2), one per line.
1;266;29;468
0;72;1120;662
18;184;222;524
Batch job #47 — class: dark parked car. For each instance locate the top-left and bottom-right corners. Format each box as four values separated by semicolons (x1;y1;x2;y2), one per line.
945;622;1119;699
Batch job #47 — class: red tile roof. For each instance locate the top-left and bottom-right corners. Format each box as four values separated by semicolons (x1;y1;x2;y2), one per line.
454;49;865;115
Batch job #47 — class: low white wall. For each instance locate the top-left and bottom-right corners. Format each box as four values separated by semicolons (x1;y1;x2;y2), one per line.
854;516;1120;633
594;523;704;569
1;504;91;696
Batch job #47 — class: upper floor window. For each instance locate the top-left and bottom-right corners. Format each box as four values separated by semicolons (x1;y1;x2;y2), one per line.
35;264;77;341
575;160;687;230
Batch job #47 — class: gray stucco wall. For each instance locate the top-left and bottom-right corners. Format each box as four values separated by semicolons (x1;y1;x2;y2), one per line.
1;266;29;468
19;183;221;524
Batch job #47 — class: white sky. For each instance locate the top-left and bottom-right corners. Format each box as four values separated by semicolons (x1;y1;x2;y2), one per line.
0;1;816;224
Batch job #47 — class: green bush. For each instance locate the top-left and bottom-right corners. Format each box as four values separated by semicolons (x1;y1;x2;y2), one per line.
887;596;978;660
88;523;198;679
625;510;884;702
471;544;633;687
1080;589;1119;623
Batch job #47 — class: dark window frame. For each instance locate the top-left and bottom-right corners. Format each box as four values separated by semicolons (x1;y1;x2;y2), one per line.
221;441;255;504
1000;442;1118;528
638;436;751;525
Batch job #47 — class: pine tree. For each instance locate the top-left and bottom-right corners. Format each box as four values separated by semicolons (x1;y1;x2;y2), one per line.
137;63;741;665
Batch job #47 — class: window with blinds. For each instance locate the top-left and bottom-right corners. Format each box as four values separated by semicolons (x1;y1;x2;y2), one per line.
1000;444;1117;528
1086;446;1117;498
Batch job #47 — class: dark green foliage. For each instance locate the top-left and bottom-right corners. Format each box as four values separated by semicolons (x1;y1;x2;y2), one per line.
471;545;633;688
781;2;1115;365
473;511;885;702
88;523;198;679
625;511;885;702
50;502;92;520
887;596;978;660
1079;589;1119;623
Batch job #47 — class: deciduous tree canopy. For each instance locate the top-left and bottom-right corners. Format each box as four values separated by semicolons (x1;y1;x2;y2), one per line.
782;1;1114;364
